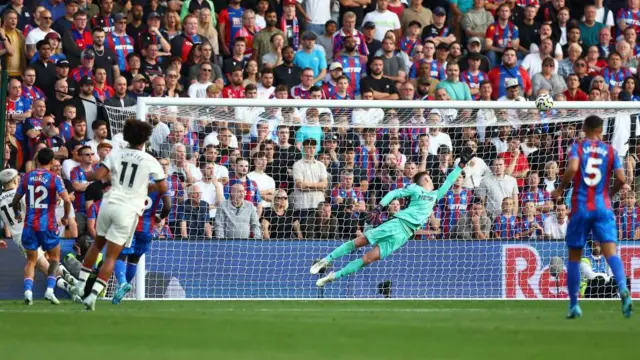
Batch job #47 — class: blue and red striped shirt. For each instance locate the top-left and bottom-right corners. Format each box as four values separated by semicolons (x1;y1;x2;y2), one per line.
493;214;519;239
440;189;472;235
70;165;97;214
21;85;46;102
354;146;379;181
166;174;184;222
601;66;632;90
330;187;364;206
518;215;544;239
460;70;488;100
136;180;170;233
59;122;74;142
70;67;93;83
617;206;640;240
225;177;262;206
335;54;364;96
17;169;66;231
569;140;621;214
520;187;550;209
106;32;135;72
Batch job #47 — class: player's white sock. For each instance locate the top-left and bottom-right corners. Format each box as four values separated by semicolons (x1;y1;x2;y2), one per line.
56;277;70;291
75;266;91;293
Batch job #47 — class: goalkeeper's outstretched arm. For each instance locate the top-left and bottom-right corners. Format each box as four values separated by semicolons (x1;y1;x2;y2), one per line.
436;166;463;200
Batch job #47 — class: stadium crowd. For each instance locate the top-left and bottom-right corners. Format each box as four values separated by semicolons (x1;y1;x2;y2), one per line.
1;0;640;242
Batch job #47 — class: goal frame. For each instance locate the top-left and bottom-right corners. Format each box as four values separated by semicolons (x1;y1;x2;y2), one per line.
131;98;635;301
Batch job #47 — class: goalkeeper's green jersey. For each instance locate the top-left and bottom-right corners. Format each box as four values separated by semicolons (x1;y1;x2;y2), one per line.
379;167;463;229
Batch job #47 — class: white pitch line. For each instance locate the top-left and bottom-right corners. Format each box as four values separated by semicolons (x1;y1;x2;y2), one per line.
0;307;496;314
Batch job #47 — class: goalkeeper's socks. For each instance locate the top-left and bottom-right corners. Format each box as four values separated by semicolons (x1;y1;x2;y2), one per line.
46;276;56;291
114;259;127;285
567;260;581;308
326;240;356;262
24;278;33;292
606;255;629;293
335;258;364;280
125;263;137;283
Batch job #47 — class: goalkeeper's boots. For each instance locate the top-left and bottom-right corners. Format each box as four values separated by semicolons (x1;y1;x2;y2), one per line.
310;259;330;275
83;294;96;311
566;305;582;319
621;289;633;318
112;283;132;305
316;272;336;287
24;290;33;306
44;289;60;305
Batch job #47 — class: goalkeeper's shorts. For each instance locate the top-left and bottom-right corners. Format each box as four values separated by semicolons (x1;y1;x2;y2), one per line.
364;218;413;259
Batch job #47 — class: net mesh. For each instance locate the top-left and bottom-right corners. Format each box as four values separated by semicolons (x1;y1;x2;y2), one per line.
102;102;640;299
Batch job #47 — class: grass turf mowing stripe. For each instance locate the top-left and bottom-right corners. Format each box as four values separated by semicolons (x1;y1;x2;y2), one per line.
0;300;637;360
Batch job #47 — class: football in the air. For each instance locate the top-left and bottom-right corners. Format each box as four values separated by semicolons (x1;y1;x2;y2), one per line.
535;93;554;111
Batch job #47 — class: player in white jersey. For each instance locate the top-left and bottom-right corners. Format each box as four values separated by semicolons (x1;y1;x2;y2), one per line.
74;119;169;310
0;169;81;303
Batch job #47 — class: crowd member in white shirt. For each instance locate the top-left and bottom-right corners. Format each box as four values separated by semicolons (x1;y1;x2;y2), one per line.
86;120;112;162
150;115;170;154
62;143;83;180
188;62;215;98
426;112;453;155
169;143;203;185
351;89;384;126
477;157;519;218
195;163;225;220
203;121;240;148
544;202;568;239
200;145;230;184
235;84;265;143
25;9;59;59
256;68;275;99
248;151;276;208
455;139;489;189
362;0;401;41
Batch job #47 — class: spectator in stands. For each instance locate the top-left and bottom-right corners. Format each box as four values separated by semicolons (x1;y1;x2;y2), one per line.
462;0;494;45
26;9;57;59
260;33;284;69
32;40;57;101
484;4;520;67
517;8;539;55
520;171;550;212
558;43;582;78
248;151;276;208
104;76;135;112
171;14;201;62
301;201;338;239
580;4;606;47
189;62;214;98
362;0;401;42
293;138;327;214
617;191;640;240
53;0;75;35
421;6;455;46
478;157;519;218
61;10;90;67
602;52;632;90
215;183;261;239
280;0;300;51
543;201;568;239
37;115;67;159
493;197;518;240
86;119;110;158
158;122;190;159
316;20;337;63
453;198;491;239
488;47;532;99
223;37;248;80
179;184;213;239
70;145;95;216
196;161;225;224
499;136;529;188
436;61;472;100
261;189;302;239
223;67;246;98
294;32;327;85
400;0;432;34
273;46;302;88
534;58;568;97
379;36;406;83
331;170;366;211
522;37;557;77
360;57;399;100
2;10;27;78
253;9;284;68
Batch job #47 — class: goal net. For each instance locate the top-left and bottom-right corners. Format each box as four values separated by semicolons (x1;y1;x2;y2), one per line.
103;98;640;300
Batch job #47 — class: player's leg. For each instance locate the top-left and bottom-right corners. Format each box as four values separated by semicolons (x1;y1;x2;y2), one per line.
23;249;38;305
310;233;369;274
565;214;587;319
83;240;124;310
43;243;61;305
594;211;633;317
76;208;111;293
113;252;129;286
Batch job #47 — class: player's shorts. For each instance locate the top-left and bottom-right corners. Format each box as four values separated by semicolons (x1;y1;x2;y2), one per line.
21;227;60;252
121;231;153;256
364;218;413;259
11;232;45;260
96;202;139;247
566;209;617;249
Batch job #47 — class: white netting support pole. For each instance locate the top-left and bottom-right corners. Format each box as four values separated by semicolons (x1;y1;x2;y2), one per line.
136;97;149;121
136;254;146;300
135;98;149;300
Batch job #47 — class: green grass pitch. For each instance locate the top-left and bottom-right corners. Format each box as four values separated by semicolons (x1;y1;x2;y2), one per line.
0;300;637;360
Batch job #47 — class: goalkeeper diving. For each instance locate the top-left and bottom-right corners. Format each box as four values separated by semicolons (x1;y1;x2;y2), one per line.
311;146;475;287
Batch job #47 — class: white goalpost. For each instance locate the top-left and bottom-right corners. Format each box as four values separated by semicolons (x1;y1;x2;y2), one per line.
101;98;640;300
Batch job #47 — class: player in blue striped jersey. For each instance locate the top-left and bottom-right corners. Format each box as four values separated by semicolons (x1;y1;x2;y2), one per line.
112;178;171;304
552;115;632;318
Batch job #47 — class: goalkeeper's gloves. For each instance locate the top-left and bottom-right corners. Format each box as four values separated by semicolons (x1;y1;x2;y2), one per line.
366;205;384;226
458;146;475;168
